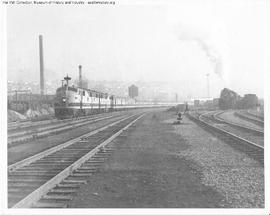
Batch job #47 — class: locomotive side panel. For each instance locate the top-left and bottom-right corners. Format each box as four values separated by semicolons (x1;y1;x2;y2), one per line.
54;76;166;119
54;84;115;118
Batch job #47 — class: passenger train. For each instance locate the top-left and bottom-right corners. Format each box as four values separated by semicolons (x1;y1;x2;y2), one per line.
54;75;158;119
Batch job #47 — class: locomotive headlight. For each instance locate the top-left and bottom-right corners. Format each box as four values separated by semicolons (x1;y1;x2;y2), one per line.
62;98;66;102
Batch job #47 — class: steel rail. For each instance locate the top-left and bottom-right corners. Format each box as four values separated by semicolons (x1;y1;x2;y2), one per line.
198;112;263;150
11;113;145;208
8;113;122;146
186;112;264;164
7;111;115;131
8;114;112;137
8;114;133;172
234;111;264;127
246;110;264;121
213;111;263;136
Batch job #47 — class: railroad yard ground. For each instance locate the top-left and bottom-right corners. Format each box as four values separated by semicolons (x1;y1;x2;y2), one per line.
67;109;264;208
218;110;263;131
8;112;126;165
7;108;264;208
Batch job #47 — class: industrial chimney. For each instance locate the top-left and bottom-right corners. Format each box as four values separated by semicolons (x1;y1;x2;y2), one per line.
39;35;45;95
79;65;82;88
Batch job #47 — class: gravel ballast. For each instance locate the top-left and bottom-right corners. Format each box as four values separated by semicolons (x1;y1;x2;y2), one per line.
219;111;263;131
70;110;225;208
69;110;264;208
173;114;264;207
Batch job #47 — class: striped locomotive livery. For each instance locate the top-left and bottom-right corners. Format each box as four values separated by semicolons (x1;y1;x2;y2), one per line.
54;76;135;119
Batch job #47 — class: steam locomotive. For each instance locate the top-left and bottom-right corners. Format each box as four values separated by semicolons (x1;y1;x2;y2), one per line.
54;75;142;119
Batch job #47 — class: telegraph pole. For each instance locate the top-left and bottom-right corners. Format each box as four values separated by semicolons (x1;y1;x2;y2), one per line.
206;73;210;98
39;35;45;95
79;65;82;88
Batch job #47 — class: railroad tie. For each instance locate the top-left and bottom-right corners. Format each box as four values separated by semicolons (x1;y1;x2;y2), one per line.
103;148;115;152
81;164;101;168
8;178;46;183
75;169;97;174
85;160;104;164
74;168;97;173
91;155;107;159
61;148;88;151
9;171;59;177
32;202;68;208
8;183;40;188
8;186;36;193
77;140;90;143
62;179;87;184
34;160;72;164
57;184;81;188
28;163;69;168
71;172;93;177
77;166;97;170
48;189;77;194
42;194;73;201
20;167;64;171
15;169;60;173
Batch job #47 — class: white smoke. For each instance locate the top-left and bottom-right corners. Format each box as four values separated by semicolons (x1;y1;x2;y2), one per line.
175;24;223;77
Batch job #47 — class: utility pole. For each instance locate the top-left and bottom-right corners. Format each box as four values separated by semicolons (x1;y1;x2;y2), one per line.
79;65;82;88
206;73;210;98
15;90;17;111
39;35;45;95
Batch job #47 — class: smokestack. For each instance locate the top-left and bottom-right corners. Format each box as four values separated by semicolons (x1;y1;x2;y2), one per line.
79;65;82;88
39;35;45;95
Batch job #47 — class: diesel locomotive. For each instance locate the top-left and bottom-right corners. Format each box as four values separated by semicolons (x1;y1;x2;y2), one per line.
54;75;137;119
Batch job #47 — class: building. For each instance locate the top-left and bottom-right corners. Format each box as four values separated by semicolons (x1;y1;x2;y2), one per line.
194;100;200;107
128;85;138;99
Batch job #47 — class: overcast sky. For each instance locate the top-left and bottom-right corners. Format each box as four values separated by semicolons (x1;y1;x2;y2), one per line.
6;0;270;98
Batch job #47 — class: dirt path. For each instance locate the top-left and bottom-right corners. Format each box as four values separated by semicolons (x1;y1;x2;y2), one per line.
69;110;225;208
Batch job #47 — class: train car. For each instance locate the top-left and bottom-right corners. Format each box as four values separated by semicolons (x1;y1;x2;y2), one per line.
54;76;112;119
113;96;138;110
54;75;173;119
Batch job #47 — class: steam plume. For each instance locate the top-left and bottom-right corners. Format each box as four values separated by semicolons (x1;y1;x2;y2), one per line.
175;24;223;77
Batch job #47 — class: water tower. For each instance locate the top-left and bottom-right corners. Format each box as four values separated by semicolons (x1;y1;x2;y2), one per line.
128;85;138;99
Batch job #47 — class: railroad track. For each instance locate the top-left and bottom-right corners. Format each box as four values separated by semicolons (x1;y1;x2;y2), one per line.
186;112;264;165
213;111;263;136
8;112;114;132
246;110;264;121
8;113;144;208
8;117;56;130
234;111;264;127
8;112;122;146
